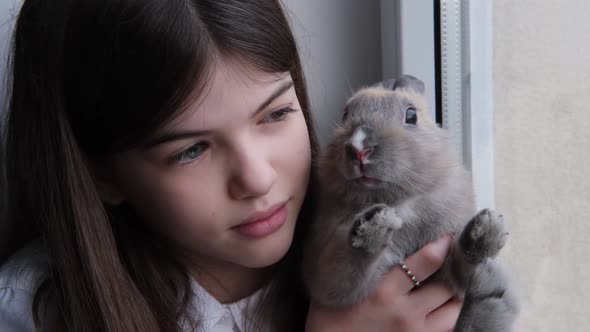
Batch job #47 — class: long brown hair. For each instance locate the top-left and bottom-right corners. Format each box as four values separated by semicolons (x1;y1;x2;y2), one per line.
0;0;318;331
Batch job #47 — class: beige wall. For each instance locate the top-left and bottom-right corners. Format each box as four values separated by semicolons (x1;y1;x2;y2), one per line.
493;1;590;331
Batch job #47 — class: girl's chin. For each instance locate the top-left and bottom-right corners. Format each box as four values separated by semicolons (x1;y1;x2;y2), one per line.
238;226;296;268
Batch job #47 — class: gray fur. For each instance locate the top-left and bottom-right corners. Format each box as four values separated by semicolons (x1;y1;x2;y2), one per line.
302;76;519;331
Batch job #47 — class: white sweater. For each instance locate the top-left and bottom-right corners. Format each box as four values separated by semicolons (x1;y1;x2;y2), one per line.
0;242;267;332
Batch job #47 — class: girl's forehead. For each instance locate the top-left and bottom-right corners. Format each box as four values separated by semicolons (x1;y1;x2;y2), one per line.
164;58;292;130
208;59;290;102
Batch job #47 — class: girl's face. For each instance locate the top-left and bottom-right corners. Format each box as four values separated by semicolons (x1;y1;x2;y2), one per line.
101;59;311;271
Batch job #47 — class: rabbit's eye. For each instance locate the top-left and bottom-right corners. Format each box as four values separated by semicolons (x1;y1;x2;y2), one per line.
405;107;417;125
342;106;350;122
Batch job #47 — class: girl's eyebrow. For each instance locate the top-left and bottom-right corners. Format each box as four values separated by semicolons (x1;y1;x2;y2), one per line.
143;129;211;150
252;79;294;117
143;79;295;150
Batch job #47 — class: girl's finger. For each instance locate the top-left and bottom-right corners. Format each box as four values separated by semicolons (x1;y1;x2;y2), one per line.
408;281;456;315
380;235;453;294
424;298;462;332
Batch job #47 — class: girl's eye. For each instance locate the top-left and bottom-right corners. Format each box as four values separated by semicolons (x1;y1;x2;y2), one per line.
172;143;208;164
405;107;417;125
260;107;296;124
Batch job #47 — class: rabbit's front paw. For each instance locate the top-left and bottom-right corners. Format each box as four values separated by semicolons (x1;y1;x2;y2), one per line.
460;209;508;264
350;204;402;254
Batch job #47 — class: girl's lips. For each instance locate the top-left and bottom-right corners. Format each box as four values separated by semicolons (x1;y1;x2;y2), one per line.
233;202;288;238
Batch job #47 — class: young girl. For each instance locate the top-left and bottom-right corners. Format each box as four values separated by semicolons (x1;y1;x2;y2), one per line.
0;0;461;331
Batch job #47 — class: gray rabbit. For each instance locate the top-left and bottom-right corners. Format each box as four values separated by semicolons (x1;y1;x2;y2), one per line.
302;76;519;331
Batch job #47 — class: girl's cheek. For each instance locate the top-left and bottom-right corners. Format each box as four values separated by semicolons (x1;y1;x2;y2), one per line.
291;114;312;157
283;115;312;179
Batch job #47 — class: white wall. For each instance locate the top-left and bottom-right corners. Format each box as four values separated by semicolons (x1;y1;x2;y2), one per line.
493;1;590;331
282;0;382;146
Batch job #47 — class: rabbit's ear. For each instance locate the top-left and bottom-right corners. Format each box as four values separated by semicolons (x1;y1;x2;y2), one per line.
371;75;425;94
392;75;425;94
371;78;397;90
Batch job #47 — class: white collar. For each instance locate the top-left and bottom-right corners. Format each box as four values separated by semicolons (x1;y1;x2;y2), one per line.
186;278;268;332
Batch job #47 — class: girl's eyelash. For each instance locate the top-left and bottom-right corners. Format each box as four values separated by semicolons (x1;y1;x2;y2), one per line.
171;142;208;165
169;107;296;166
260;107;297;123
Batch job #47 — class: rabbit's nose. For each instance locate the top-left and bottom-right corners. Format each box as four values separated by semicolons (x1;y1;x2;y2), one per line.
346;144;373;161
346;126;375;161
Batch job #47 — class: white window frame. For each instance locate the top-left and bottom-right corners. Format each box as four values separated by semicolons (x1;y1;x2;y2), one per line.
381;0;495;210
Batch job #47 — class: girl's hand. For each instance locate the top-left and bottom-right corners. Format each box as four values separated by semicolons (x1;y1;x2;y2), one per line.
305;236;462;332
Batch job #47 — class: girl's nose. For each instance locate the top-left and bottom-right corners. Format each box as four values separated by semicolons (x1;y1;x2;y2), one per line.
227;149;277;200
